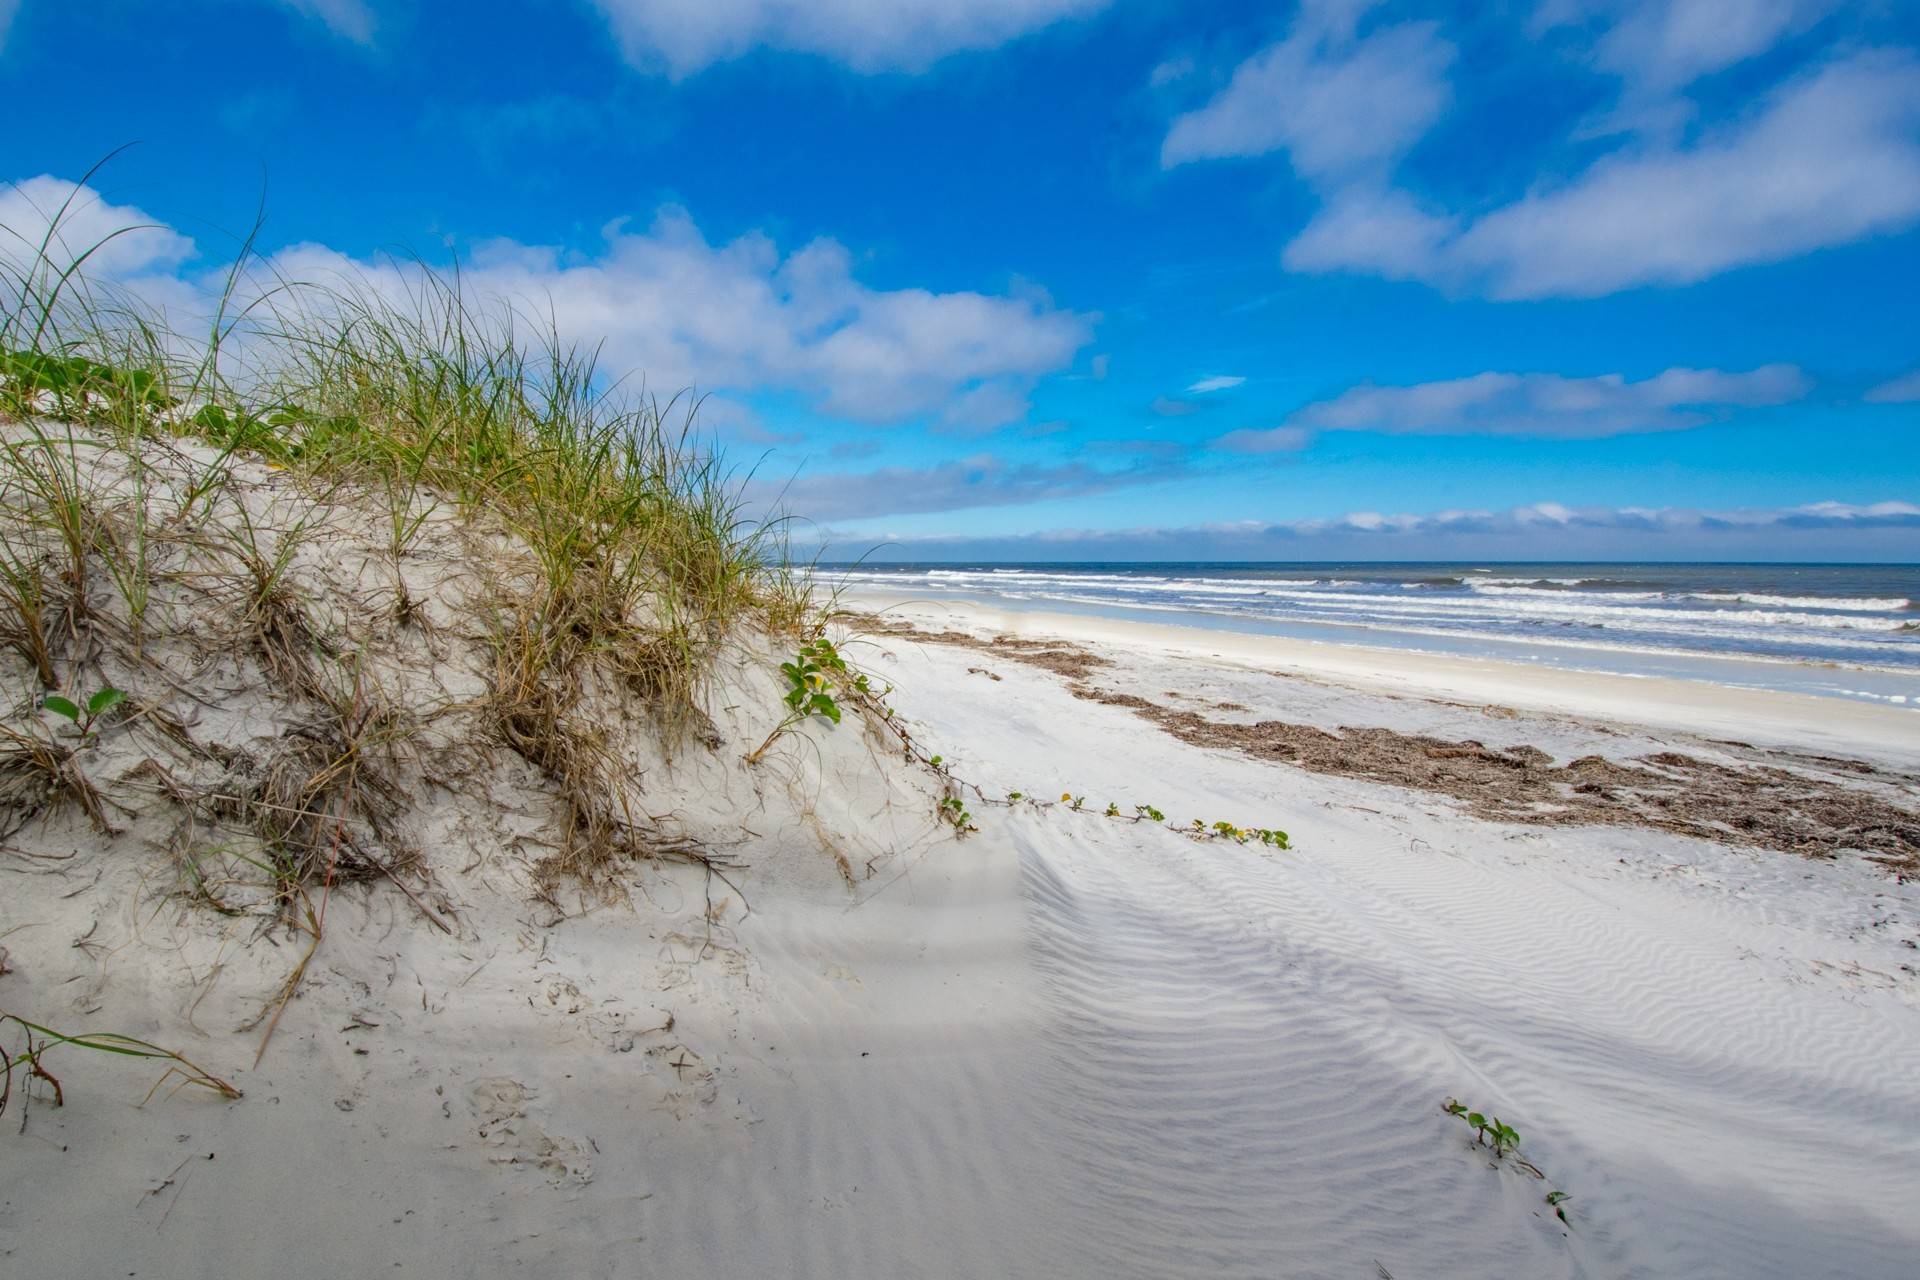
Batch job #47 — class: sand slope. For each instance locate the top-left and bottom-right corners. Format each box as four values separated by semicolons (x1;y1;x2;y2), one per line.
852;617;1920;1278
4;594;1919;1278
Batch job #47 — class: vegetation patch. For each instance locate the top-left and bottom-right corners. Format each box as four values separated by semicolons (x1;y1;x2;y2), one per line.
1442;1098;1574;1229
1;1011;241;1120
869;617;1919;872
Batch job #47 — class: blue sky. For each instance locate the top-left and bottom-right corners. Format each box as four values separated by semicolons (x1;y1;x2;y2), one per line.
2;0;1917;560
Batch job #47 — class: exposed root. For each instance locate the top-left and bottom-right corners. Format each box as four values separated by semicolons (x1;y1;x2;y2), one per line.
197;663;418;898
486;594;721;889
0;721;111;839
0;547;71;688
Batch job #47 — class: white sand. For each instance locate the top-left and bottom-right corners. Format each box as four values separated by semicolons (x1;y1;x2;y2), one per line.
4;581;1918;1278
844;589;1920;765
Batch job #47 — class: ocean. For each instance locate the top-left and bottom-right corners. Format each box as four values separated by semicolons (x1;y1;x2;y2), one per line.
831;562;1920;708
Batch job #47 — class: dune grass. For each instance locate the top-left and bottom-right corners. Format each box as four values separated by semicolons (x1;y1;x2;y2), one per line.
1;1010;242;1117
0;182;813;888
0;176;824;1071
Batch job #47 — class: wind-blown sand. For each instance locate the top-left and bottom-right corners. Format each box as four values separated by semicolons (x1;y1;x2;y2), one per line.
4;584;1918;1278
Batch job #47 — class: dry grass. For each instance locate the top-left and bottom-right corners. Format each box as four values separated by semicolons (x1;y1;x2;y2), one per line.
0;180;815;903
0;539;65;686
484;594;721;887
211;500;330;695
0;167;835;1090
244;671;414;891
0;717;111;839
1;1010;242;1120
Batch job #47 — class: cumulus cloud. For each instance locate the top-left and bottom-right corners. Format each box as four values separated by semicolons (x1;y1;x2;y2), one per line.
1864;369;1920;403
2;176;1093;432
1187;375;1244;393
1281;187;1455;279
755;454;1149;520
0;176;197;281
1278;363;1810;439
815;497;1920;558
938;380;1035;433
1538;0;1840;99
1162;5;1453;178
1165;1;1917;299
586;0;1107;77
1284;49;1920;297
1263;497;1920;536
1763;499;1920;528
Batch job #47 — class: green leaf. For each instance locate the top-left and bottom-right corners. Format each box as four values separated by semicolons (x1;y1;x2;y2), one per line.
42;695;80;722
1466;1113;1486;1128
87;688;126;716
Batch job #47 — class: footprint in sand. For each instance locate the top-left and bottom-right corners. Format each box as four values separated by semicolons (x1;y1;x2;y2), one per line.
466;1077;593;1186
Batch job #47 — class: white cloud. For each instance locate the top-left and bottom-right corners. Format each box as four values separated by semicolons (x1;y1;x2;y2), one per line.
1282;187;1454;279
1187;375;1244;393
2;176;1093;431
1280;497;1920;536
1162;10;1453;178
1277;364;1809;439
1285;50;1920;298
0;0;19;52
1864;370;1920;403
1147;54;1193;88
275;0;376;43
0;175;197;281
813;497;1920;557
1215;425;1311;453
1540;0;1839;96
586;0;1107;77
757;453;1146;519
939;380;1034;433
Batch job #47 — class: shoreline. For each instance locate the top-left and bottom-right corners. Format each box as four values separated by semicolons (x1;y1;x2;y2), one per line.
841;587;1920;764
828;574;1920;708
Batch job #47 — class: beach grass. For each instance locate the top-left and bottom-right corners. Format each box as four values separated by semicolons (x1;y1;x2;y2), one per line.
0;182;815;888
0;178;838;1073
